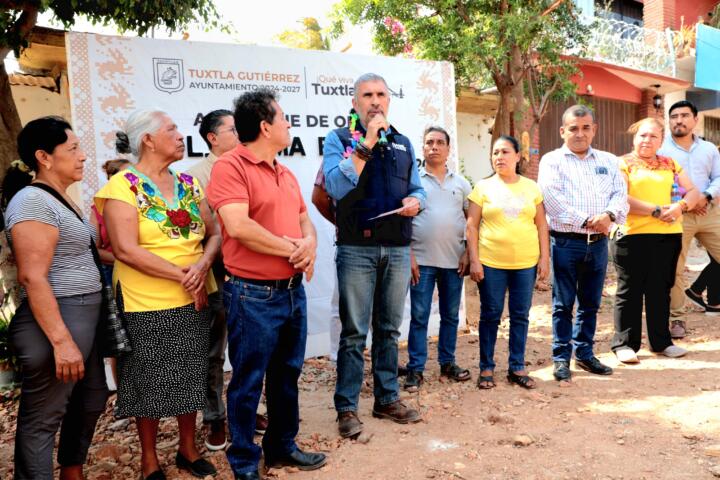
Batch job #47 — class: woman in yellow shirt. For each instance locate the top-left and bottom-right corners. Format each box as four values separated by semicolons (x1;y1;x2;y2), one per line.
95;110;220;480
467;136;550;389
611;118;700;364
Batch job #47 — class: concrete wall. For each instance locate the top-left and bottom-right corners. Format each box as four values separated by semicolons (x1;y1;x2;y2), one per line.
10;82;82;203
10;84;71;124
573;65;642;104
456;111;493;184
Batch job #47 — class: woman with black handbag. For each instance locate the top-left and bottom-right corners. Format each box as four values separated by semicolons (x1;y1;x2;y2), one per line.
3;116;108;480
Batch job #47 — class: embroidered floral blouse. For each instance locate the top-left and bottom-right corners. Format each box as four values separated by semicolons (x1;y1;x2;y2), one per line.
94;166;217;312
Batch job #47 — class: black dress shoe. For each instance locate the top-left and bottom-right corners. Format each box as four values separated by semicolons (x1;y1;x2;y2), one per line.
575;356;613;375
553;361;571;381
265;448;327;471
142;471;166;480
176;452;218;478
235;470;261;480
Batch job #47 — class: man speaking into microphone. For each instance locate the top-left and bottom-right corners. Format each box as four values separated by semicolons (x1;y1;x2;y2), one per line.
323;73;426;438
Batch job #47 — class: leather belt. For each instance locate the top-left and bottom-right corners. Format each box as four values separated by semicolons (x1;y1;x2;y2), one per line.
550;231;606;243
231;273;303;290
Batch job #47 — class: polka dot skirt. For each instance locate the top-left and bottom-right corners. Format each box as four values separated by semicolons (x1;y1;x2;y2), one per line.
116;302;210;419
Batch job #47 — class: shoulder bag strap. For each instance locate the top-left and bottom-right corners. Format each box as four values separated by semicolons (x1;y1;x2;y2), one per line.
29;184;107;286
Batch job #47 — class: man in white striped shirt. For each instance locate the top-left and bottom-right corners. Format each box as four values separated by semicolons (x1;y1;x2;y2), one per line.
537;104;627;382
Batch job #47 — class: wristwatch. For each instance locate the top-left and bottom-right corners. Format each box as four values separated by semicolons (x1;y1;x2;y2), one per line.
651;205;662;218
604;210;616;222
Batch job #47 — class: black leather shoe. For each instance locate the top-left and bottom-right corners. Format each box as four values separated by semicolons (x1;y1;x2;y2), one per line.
235;470;261;480
265;448;327;471
142;471;166;480
553;361;571;381
176;452;217;478
403;371;423;392
575;356;613;375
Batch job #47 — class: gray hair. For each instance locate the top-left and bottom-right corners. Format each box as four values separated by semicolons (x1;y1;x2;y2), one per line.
116;109;168;157
353;73;389;100
562;104;595;125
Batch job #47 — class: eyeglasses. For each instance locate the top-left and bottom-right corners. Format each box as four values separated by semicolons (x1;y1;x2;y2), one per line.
216;126;237;135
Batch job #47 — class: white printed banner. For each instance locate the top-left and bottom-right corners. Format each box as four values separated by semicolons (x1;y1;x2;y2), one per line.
66;32;462;358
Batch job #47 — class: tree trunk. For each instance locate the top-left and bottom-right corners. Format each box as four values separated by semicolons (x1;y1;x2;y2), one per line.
0;61;23;182
489;85;514;171
492;86;513;145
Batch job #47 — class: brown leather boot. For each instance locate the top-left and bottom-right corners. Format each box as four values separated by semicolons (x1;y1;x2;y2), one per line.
372;400;421;424
337;411;363;438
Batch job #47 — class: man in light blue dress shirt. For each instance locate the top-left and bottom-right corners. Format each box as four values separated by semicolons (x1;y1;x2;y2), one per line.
658;100;720;337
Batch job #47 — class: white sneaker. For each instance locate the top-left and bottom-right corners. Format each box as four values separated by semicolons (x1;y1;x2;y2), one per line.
615;347;639;364
661;345;688;358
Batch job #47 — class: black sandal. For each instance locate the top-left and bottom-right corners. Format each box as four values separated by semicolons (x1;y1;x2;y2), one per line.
507;371;536;389
476;375;496;389
440;363;471;382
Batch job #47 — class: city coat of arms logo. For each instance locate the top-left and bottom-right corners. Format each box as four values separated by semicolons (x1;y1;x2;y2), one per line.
153;58;184;93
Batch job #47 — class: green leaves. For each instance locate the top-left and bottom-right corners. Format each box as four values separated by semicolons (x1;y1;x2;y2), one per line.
331;0;589;136
276;17;331;50
1;0;222;54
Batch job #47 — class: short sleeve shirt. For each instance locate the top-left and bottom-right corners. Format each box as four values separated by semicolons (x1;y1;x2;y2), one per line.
619;154;684;235
411;170;471;268
94;166;217;312
206;144;307;280
468;175;543;270
6;187;101;299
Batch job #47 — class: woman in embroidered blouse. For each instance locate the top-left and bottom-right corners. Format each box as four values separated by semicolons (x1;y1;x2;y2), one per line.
95;110;220;480
90;158;130;284
611;118;701;364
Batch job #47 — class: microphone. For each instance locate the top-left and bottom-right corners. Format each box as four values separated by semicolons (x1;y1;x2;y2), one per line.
378;128;388;145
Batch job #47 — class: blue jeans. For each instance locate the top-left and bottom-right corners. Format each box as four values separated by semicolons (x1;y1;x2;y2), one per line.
407;266;464;372
334;245;410;412
551;236;608;362
223;278;307;475
478;265;537;372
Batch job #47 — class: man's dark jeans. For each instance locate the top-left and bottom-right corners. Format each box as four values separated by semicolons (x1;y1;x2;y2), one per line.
223;278;307;475
334;245;410;412
551;236;608;362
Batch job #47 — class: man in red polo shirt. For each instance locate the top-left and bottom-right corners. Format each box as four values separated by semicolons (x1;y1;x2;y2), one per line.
207;89;326;480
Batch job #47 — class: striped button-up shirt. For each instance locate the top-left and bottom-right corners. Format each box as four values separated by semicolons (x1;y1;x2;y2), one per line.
537;145;628;233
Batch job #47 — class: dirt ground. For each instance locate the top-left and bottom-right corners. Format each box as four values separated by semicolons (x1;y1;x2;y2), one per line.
2;246;720;480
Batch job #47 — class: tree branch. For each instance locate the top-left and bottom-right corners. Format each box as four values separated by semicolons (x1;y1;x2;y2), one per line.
2;4;39;58
455;0;471;23
538;77;562;119
542;0;568;17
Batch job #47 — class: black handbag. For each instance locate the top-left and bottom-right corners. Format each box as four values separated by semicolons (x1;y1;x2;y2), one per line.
30;183;131;357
